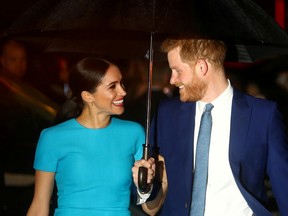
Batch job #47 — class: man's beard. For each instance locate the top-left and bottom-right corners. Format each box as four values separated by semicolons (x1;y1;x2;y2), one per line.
179;77;207;102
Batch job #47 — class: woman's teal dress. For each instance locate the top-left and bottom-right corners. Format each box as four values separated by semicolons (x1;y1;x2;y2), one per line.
34;117;145;216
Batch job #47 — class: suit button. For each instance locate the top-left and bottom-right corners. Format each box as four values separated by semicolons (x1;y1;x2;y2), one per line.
185;202;188;208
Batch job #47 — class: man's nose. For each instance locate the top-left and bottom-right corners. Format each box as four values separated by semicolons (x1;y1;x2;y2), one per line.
170;73;177;85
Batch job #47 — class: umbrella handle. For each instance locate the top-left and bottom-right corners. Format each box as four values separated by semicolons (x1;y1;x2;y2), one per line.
138;167;150;193
138;144;151;193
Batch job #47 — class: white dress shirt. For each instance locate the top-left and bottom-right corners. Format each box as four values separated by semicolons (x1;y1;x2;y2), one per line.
194;80;253;216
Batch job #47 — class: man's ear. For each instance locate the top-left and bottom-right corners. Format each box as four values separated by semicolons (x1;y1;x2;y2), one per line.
197;59;208;75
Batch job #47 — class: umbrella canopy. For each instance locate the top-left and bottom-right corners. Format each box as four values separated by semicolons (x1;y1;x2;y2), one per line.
2;0;288;62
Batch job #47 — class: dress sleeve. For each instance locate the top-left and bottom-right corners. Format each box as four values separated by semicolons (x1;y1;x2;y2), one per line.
134;124;146;161
33;129;59;172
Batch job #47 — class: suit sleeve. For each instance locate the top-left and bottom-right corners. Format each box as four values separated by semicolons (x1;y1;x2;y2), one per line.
266;103;288;215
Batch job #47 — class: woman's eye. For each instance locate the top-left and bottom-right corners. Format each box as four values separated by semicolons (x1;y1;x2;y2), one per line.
121;83;126;90
109;84;116;89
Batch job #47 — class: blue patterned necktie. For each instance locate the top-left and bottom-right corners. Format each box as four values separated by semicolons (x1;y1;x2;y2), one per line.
190;103;214;216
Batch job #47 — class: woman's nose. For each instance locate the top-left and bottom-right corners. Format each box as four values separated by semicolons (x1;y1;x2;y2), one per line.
119;86;127;96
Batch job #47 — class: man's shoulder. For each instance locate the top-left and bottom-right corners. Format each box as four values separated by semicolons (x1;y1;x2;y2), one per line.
159;96;195;109
233;88;277;110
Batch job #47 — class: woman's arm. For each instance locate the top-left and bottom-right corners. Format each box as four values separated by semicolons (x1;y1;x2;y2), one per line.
26;170;55;216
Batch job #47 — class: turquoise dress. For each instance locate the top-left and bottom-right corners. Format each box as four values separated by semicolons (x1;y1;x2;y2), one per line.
34;117;145;216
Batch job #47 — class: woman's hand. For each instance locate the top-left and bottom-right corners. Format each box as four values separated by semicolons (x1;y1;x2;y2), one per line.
132;157;156;189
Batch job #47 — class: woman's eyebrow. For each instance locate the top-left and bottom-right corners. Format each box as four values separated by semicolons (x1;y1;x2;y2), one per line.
106;80;118;87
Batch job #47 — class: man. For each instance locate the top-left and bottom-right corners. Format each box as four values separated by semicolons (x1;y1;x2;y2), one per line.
0;39;27;79
0;39;60;215
133;38;288;215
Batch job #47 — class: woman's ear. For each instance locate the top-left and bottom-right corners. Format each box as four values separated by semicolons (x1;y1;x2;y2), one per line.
197;59;208;75
81;91;92;104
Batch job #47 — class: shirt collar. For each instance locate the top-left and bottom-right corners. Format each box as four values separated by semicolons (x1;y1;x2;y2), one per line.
196;79;233;112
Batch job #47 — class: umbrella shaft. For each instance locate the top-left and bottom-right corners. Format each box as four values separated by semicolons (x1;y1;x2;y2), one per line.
145;32;154;149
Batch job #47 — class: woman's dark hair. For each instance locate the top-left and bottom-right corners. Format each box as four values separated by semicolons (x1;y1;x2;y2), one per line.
54;58;112;124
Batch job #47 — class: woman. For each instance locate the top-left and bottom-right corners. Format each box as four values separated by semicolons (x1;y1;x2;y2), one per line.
26;58;157;216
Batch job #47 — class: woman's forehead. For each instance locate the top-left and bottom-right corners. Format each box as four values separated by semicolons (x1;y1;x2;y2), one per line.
101;65;122;83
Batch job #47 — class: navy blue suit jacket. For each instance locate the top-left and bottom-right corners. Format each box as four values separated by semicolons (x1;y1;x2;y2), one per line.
150;89;288;216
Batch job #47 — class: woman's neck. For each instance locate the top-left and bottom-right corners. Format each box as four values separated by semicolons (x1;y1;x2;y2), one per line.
76;109;111;129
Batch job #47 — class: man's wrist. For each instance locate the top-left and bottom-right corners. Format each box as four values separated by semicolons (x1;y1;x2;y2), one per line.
136;185;153;205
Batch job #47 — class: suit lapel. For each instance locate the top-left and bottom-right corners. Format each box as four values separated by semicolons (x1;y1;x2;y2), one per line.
179;101;196;200
229;89;251;172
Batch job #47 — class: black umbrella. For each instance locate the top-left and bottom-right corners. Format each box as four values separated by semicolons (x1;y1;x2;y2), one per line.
2;0;288;192
2;0;288;61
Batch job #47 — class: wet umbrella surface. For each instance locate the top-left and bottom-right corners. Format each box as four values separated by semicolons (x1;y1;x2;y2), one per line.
2;0;288;61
